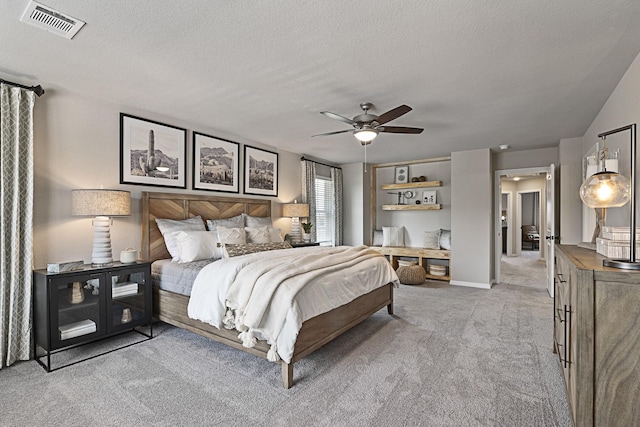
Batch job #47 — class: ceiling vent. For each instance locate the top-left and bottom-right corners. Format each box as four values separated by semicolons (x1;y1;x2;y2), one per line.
20;1;85;39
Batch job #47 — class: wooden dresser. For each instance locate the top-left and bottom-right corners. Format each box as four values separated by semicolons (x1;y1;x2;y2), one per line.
554;244;640;426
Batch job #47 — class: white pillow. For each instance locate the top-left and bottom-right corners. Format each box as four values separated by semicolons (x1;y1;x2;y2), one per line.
269;228;284;242
155;216;206;261
439;229;452;250
382;226;405;247
245;226;271;244
217;226;247;245
244;214;273;228
206;215;244;232
174;230;221;262
423;230;441;249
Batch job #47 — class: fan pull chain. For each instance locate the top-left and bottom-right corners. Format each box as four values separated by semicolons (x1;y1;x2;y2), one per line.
364;143;367;172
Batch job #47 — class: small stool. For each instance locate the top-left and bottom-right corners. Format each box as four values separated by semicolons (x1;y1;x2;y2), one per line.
396;264;426;285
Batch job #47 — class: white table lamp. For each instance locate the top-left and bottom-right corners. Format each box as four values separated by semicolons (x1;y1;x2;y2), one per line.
72;189;131;266
282;201;309;243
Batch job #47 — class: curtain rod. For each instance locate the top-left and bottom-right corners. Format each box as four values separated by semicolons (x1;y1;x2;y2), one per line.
300;156;342;170
0;79;45;97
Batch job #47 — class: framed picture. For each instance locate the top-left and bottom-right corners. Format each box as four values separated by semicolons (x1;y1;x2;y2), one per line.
120;113;187;188
244;145;278;196
395;166;409;184
192;132;240;193
422;190;437;205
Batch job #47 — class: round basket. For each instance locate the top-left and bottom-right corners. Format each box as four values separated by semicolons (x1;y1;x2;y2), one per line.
396;265;427;285
397;260;418;267
428;265;448;276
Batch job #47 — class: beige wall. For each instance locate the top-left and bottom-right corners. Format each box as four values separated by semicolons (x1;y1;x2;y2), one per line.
451;148;492;288
32;86;301;269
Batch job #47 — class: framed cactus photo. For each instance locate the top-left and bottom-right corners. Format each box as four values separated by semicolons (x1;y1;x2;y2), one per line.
193;132;240;193
120;113;187;188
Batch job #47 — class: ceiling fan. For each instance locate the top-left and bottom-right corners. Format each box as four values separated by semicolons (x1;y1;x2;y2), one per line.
313;102;424;145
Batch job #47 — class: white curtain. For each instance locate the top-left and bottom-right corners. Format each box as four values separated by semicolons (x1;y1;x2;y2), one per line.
331;167;343;246
0;83;35;368
301;160;317;242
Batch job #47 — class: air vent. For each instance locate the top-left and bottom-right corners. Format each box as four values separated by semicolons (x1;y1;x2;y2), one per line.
20;1;85;39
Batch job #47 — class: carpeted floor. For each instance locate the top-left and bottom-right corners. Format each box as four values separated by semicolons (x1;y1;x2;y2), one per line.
0;261;570;427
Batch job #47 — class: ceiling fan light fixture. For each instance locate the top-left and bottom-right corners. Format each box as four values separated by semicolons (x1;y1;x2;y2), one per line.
354;128;378;143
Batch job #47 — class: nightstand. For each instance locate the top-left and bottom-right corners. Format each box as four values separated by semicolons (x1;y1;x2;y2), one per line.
33;261;153;371
290;242;320;248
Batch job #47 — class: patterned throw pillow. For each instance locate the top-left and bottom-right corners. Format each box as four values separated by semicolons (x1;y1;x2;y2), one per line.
217;226;247;245
223;242;293;258
245;226;271;243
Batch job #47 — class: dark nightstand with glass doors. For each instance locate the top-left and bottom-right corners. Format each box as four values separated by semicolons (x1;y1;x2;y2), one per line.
32;261;152;372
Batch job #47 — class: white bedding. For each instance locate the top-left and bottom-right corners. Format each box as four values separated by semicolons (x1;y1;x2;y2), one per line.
187;245;399;363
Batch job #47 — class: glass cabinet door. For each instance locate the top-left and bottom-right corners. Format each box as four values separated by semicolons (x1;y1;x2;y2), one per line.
50;272;105;350
106;266;150;333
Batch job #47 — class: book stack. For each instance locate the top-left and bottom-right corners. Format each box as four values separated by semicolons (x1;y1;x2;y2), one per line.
59;319;96;340
112;281;138;298
596;226;640;261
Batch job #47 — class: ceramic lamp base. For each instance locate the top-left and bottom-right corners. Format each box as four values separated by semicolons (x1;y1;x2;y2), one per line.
91;216;113;266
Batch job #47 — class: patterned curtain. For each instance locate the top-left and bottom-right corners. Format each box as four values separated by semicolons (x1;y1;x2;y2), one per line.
301;160;317;242
331;167;343;246
0;84;35;368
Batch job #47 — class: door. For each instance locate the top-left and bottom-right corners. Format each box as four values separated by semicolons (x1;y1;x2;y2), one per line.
546;164;556;297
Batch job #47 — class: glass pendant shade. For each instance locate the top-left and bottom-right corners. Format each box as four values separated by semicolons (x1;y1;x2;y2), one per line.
579;171;630;208
354;128;378;142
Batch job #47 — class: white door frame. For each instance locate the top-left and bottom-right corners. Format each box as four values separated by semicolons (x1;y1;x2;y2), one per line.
501;191;513;255
493;166;550;285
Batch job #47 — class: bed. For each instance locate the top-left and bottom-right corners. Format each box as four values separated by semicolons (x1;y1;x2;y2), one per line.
140;191;396;388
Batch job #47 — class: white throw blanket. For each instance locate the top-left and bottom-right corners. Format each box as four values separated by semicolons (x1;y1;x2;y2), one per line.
187;245;398;362
225;245;382;354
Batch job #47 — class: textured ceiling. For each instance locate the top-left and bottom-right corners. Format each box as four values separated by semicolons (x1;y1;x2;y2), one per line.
2;0;640;164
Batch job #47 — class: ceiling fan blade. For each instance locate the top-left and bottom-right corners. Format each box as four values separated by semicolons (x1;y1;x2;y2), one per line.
320;111;357;125
379;126;424;134
375;105;412;125
312;129;352;137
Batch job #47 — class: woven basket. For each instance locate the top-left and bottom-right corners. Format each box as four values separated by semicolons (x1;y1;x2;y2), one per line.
396;265;426;285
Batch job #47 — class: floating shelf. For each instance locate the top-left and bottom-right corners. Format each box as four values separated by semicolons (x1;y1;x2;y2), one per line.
382;204;441;211
381;181;442;190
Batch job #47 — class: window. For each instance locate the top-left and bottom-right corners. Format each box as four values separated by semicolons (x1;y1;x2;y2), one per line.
315;176;334;246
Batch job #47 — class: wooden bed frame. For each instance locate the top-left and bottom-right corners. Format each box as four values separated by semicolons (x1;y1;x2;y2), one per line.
140;191;394;388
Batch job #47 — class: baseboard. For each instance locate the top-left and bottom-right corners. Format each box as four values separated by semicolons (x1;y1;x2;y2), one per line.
449;280;492;289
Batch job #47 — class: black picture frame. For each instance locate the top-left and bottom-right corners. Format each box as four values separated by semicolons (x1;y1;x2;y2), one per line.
120;113;187;188
192;132;240;193
243;145;278;197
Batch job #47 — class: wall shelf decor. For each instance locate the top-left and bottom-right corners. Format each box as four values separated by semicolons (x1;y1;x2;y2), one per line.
382;204;441;211
381;181;442;190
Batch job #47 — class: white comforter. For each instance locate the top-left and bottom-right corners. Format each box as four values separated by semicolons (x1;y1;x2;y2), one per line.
187;245;399;363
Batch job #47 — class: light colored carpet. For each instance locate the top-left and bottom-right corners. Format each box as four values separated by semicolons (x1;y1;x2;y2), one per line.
501;251;547;290
0;271;570;426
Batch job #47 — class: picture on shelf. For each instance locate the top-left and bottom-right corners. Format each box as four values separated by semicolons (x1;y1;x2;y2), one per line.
395;166;409;184
422;190;437;204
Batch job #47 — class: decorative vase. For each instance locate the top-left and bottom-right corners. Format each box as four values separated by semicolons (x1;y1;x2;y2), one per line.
121;308;132;323
69;282;84;304
303;233;311;243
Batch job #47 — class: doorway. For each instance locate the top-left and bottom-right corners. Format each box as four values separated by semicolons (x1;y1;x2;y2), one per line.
494;167;551;291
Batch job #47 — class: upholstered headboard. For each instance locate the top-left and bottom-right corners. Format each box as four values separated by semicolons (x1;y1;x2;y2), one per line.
141;191;271;262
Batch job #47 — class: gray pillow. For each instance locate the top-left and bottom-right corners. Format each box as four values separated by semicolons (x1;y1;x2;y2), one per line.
206;215;244;232
372;229;383;246
244;214;273;228
439;229;451;250
423;230;441;249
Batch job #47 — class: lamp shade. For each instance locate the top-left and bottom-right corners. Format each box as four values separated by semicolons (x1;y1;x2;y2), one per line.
282;203;309;218
72;189;131;217
579;171;630;208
